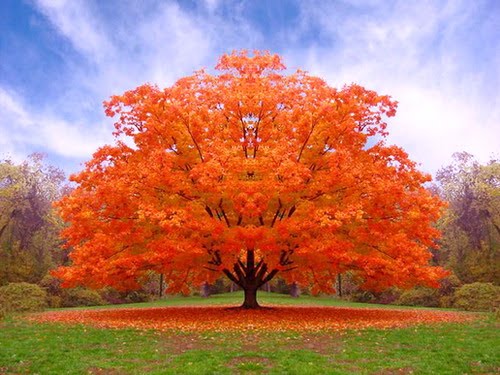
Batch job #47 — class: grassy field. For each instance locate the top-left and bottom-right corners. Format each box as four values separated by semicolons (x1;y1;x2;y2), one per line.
49;291;457;310
1;292;498;374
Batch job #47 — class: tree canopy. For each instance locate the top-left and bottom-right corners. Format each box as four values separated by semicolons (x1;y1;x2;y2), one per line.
0;154;66;284
54;51;447;307
434;152;499;283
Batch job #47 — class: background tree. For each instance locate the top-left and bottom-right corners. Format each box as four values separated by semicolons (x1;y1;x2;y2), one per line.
0;154;66;284
54;51;447;308
434;152;499;283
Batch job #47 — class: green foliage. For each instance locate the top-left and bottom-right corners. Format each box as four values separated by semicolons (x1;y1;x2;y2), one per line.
439;274;461;296
0;282;47;312
0;155;66;286
396;287;440;307
39;273;62;296
46;295;62;308
349;288;401;305
0;295;7;319
122;290;151;304
60;287;105;307
435;153;500;284
453;282;500;312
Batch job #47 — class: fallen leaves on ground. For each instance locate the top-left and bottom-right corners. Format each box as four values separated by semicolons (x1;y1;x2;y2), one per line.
27;305;477;332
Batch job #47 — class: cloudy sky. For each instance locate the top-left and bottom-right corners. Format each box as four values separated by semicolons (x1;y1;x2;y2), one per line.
1;0;498;176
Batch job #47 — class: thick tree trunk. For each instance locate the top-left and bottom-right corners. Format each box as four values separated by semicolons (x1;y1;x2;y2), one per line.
242;287;259;308
221;249;280;309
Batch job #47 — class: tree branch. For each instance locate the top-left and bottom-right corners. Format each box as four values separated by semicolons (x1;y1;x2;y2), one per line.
203;266;219;272
258;269;279;287
297;113;316;162
222;268;242;287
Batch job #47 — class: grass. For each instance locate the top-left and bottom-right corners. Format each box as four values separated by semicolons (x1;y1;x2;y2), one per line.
1;292;498;374
55;290;456;311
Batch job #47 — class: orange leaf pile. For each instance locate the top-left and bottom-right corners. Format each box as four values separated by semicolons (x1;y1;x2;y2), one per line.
28;306;476;332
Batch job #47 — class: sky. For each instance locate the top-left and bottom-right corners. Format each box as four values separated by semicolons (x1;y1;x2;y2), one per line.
1;0;498;177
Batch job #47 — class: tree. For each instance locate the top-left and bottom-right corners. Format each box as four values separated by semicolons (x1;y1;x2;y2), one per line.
434;153;499;283
0;154;66;284
54;51;447;308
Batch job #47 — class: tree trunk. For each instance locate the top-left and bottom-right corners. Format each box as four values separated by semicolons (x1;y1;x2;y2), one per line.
200;282;210;297
290;282;300;297
337;274;342;297
159;273;164;298
242;287;259;308
221;249;280;309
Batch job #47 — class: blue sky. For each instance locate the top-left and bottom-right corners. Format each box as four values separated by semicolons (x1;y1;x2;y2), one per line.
1;0;498;176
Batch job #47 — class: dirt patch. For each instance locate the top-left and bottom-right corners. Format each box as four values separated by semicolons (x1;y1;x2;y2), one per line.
239;333;261;351
157;332;215;354
281;333;344;355
374;367;415;374
86;367;125;374
226;356;274;374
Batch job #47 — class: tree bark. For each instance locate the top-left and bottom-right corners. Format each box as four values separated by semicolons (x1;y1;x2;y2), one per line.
290;282;300;297
242;287;259;308
337;274;342;297
200;282;210;297
221;249;280;308
159;273;164;298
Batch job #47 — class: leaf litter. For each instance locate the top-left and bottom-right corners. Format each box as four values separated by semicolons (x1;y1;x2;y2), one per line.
27;305;476;333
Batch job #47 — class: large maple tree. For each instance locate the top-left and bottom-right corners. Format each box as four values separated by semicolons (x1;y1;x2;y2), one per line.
55;51;447;308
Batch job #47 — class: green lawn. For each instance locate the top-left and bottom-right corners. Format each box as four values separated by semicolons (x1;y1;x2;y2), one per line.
53;291;456;310
1;292;498;374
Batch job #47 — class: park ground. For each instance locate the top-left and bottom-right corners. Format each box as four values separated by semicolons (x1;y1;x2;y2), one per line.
1;292;498;374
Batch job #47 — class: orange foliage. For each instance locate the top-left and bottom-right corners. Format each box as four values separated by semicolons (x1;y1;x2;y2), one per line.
29;306;475;332
53;51;447;299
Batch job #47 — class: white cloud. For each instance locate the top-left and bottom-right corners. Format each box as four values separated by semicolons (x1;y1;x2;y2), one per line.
0;87;111;159
35;0;115;64
4;0;262;172
286;0;500;174
203;0;221;14
4;0;497;176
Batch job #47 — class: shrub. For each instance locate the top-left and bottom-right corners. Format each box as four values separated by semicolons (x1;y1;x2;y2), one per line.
350;290;376;303
123;290;150;303
40;274;62;296
0;294;7;319
439;274;462;296
347;289;400;305
47;295;62;308
439;295;454;308
453;282;500;312
0;282;47;312
375;289;401;305
396;287;440;307
99;287;126;305
99;287;152;305
61;287;105;307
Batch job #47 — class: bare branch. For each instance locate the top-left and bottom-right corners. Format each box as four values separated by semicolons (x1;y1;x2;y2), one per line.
258;269;279;287
203;266;219;272
222;268;242;287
